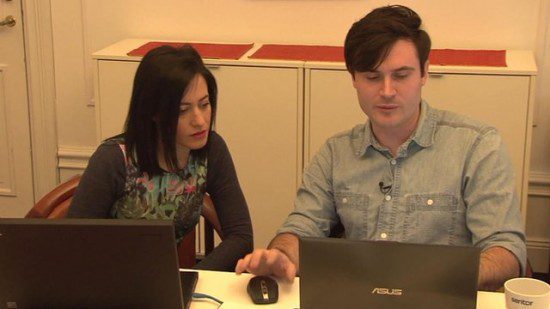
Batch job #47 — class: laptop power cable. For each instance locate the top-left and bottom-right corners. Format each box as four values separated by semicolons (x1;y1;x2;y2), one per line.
192;292;224;306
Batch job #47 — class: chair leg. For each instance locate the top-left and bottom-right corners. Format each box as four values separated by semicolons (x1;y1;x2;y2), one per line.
204;221;214;255
177;229;197;268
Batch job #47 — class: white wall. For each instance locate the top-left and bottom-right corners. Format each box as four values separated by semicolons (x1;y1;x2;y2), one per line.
51;0;550;271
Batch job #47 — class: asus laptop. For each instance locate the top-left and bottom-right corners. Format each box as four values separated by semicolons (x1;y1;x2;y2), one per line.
300;237;481;309
0;218;197;309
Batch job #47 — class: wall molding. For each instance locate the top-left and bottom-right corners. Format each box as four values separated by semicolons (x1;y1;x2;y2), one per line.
57;146;550;253
22;0;59;198
527;237;550;250
0;67;17;196
58;146;96;170
528;171;550;197
56;146;550;193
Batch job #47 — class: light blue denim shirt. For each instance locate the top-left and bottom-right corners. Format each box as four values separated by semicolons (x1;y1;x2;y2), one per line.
279;101;526;273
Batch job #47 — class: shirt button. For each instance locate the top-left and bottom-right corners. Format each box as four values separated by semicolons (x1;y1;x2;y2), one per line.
380;233;387;239
390;159;397;165
385;195;391;201
427;199;434;206
342;198;348;204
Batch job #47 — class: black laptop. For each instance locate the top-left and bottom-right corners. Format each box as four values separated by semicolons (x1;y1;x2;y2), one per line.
0;218;198;309
299;237;480;309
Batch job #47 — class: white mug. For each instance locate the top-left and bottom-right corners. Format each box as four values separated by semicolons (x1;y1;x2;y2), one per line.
504;277;549;309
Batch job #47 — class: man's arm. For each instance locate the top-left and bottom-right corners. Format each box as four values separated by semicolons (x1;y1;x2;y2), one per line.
462;129;526;289
235;233;299;282
478;246;520;291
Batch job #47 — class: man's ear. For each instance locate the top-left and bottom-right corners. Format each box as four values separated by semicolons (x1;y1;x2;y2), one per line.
421;60;429;86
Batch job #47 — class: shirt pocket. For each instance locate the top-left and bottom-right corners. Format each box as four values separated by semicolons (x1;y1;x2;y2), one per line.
334;192;369;239
403;193;460;245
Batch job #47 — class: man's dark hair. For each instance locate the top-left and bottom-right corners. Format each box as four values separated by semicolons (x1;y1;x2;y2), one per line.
124;45;217;175
344;5;431;76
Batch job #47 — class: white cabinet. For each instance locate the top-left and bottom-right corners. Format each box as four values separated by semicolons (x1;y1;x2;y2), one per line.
94;40;536;245
212;65;303;249
305;53;537;219
95;60;138;140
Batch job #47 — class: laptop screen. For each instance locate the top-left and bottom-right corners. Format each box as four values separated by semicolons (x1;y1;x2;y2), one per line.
299;237;480;309
0;218;187;308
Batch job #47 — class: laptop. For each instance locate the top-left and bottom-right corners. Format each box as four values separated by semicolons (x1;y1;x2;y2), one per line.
299;237;481;309
0;218;198;309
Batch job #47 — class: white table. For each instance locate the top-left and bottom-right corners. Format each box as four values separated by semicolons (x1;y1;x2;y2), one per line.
185;270;506;308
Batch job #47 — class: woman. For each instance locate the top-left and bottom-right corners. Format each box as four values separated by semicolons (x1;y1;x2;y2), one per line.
68;45;253;271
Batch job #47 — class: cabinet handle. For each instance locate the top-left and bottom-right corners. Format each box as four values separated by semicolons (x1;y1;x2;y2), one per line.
206;65;220;69
429;73;444;78
0;15;16;28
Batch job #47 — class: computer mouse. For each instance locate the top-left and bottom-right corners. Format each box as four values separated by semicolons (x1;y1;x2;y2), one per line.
247;275;279;304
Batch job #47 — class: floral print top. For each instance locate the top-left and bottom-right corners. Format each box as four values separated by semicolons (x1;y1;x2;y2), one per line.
111;139;207;241
69;131;253;271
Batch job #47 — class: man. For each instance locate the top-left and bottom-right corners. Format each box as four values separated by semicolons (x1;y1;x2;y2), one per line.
236;5;525;291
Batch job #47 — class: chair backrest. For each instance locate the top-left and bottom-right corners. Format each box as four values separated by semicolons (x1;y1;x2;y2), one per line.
177;194;223;268
26;174;222;268
25;175;82;219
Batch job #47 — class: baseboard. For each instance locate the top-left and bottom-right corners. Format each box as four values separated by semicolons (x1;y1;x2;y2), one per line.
56;146;550;185
528;171;550;197
527;238;550;249
526;238;550;273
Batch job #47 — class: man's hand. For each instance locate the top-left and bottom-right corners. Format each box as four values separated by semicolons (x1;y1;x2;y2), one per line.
235;233;300;282
235;248;297;283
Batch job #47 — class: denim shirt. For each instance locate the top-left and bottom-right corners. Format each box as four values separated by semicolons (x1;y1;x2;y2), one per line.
279;101;526;273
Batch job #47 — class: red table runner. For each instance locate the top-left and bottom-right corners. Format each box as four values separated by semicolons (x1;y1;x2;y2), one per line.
249;44;506;67
249;44;344;62
429;49;506;67
127;42;254;60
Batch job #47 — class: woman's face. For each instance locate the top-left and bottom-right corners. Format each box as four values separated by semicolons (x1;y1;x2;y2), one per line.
176;74;211;151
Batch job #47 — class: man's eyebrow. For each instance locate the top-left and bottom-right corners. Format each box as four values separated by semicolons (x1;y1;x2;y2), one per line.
365;66;415;73
180;94;209;105
394;66;415;72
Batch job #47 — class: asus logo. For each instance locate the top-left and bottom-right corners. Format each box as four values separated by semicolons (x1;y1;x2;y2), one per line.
371;288;403;296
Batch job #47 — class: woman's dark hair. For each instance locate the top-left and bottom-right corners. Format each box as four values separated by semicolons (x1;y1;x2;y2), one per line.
344;5;431;76
124;45;217;175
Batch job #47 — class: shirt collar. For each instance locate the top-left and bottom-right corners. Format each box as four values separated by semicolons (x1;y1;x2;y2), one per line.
411;100;437;148
352;100;437;157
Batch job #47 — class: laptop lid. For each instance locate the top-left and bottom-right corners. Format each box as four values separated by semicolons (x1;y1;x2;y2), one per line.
0;218;187;309
299;237;480;309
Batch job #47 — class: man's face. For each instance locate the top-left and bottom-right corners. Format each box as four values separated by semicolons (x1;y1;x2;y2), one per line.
352;39;428;134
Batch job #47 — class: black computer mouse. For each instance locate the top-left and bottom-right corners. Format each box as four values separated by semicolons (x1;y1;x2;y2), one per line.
247;275;279;304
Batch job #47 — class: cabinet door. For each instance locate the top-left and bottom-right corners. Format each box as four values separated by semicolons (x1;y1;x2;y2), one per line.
308;69;530;210
306;69;360;160
96;60;139;142
423;73;530;199
213;65;302;248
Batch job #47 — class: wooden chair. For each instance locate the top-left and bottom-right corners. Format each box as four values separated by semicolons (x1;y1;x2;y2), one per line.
177;195;223;268
25;174;222;268
25;174;81;219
